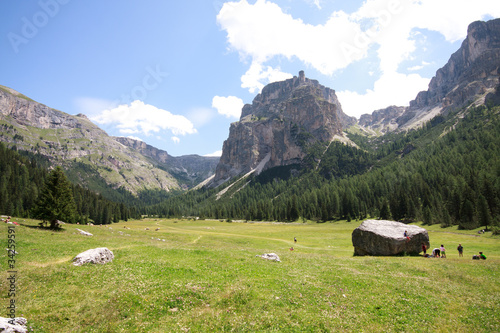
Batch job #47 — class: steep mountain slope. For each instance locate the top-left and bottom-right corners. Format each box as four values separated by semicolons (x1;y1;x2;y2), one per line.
359;18;500;132
212;70;356;187
0;86;218;195
114;137;219;189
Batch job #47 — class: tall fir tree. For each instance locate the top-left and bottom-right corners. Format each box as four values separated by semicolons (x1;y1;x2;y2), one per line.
33;166;77;228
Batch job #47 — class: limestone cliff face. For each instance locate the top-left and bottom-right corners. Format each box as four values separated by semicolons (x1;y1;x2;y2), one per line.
359;18;500;131
0;86;216;194
358;106;405;134
114;137;219;188
212;71;353;186
400;18;500;128
0;86;85;130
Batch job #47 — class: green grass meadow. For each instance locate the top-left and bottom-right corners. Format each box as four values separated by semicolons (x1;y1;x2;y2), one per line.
1;218;499;332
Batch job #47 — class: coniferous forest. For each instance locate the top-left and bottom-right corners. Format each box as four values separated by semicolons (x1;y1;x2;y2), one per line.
0;142;139;224
146;105;500;231
1;104;499;231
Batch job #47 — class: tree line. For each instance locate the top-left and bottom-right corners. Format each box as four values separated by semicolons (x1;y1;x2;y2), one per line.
146;105;500;231
0;142;139;224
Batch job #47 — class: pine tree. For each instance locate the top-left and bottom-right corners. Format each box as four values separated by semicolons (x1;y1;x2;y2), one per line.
32;166;77;228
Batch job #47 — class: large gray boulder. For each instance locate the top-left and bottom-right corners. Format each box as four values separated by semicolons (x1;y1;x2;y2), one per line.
72;247;114;266
352;220;429;256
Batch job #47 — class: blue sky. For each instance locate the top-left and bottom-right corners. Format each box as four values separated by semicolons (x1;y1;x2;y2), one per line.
1;1;498;156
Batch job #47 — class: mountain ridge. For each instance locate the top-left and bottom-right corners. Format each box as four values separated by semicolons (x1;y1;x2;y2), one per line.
0;87;218;196
359;18;500;132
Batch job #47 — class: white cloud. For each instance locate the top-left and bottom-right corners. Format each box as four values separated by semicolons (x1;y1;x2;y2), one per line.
204;150;223;157
217;0;500;117
171;136;180;144
241;62;293;93
337;71;430;117
217;0;364;75
407;65;423;71
407;61;430;71
91;100;197;136
212;95;244;118
126;136;143;141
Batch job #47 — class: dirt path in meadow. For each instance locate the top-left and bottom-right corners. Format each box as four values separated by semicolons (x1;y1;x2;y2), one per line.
25;256;73;267
157;224;331;250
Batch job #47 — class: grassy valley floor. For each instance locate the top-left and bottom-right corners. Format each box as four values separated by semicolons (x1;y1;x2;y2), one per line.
1;218;499;332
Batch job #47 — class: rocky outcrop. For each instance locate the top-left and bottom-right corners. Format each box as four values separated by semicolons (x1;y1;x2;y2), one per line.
212;71;354;186
358;19;500;132
114;137;219;188
400;18;500;128
359;106;406;133
0;86;82;130
352;220;429;256
73;247;114;266
0;86;217;193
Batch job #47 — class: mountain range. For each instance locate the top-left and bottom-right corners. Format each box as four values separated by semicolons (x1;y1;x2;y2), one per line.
0;85;218;196
1;18;499;211
210;18;500;187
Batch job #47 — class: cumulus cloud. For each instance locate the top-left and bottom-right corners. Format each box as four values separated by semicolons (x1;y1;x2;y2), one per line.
337;71;430;117
126;136;143;141
217;0;500;117
204;150;223;157
217;1;363;76
91;100;197;136
241;62;293;93
171;136;180;144
212;95;245;118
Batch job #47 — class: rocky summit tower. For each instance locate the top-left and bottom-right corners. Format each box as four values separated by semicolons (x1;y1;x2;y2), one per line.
211;71;356;187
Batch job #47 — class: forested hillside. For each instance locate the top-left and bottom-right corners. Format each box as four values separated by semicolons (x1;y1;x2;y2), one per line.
146;104;500;231
0;143;140;224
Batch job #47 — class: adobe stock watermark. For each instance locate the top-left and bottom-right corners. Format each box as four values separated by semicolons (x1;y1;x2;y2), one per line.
111;65;169;106
340;0;403;63
6;225;17;324
7;0;71;54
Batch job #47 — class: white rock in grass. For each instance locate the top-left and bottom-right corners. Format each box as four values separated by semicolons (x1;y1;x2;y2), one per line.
76;228;93;236
0;317;28;333
73;247;114;266
256;253;281;262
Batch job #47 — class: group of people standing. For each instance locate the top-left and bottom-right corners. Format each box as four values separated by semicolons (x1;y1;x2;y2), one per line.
421;242;486;259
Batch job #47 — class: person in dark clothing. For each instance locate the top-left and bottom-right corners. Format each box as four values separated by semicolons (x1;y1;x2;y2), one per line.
457;244;463;257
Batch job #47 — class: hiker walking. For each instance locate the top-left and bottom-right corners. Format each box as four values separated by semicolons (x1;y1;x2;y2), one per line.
457;244;463;257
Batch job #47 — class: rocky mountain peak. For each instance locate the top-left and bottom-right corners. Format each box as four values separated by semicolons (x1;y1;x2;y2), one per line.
404;18;500;125
212;71;353;186
359;18;500;132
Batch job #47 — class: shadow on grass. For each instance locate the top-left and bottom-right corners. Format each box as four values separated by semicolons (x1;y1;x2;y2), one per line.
353;251;423;257
20;223;66;232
